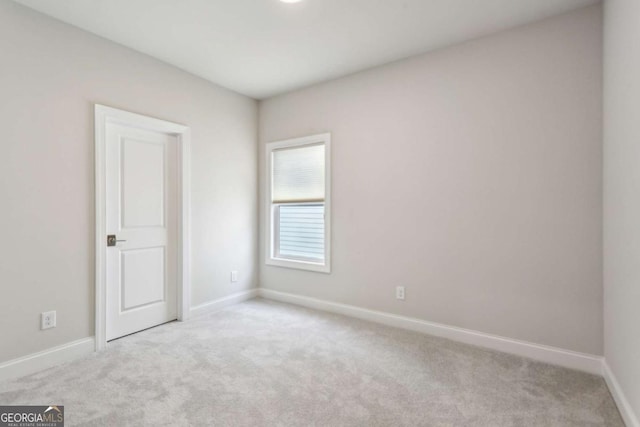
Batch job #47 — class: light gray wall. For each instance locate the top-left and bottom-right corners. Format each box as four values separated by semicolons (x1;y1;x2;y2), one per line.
603;0;640;420
0;0;257;362
259;5;603;355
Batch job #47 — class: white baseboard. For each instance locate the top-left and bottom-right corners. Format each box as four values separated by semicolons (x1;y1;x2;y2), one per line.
0;337;95;382
0;290;633;425
189;288;259;318
603;361;639;427
259;289;603;375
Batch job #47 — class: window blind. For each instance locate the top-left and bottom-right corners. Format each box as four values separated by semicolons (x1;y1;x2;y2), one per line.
272;143;325;203
278;204;325;260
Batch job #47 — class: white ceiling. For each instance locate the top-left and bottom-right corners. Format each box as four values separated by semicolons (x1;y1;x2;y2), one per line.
13;0;598;99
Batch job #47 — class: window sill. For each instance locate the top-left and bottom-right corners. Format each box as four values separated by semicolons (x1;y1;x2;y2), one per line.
266;257;331;274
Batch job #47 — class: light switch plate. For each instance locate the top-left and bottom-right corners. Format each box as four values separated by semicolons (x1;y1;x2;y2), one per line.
231;271;239;282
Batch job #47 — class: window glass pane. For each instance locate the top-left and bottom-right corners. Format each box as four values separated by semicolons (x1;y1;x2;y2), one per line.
278;204;324;261
273;144;324;203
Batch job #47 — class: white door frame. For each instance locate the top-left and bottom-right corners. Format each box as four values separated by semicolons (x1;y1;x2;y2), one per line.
94;104;191;351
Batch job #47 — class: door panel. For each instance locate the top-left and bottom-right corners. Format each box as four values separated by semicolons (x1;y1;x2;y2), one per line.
106;123;177;341
120;247;165;311
121;138;166;228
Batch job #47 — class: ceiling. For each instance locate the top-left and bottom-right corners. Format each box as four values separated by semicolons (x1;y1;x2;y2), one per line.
13;0;598;99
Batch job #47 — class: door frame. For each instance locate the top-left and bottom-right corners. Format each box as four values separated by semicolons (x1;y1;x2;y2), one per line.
94;104;191;351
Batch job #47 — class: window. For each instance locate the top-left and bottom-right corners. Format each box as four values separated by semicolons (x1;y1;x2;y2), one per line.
265;133;331;273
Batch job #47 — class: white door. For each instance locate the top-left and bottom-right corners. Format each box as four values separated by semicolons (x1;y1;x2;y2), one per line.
105;123;178;341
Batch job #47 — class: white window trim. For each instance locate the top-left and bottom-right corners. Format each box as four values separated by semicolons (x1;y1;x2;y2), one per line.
265;133;331;273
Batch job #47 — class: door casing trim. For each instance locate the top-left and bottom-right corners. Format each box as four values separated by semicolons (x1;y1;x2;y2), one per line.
94;104;191;351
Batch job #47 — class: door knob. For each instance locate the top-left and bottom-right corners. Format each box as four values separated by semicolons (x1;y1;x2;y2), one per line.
107;235;127;247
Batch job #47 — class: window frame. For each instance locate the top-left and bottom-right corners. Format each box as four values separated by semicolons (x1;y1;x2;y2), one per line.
265;133;331;273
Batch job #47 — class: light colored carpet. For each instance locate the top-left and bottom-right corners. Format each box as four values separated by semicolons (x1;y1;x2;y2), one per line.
0;298;623;426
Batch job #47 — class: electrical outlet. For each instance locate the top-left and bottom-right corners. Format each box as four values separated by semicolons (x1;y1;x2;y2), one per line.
396;286;405;300
231;270;239;282
41;311;56;330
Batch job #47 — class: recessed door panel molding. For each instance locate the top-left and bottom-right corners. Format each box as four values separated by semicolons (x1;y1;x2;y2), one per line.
121;137;166;229
120;247;166;312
